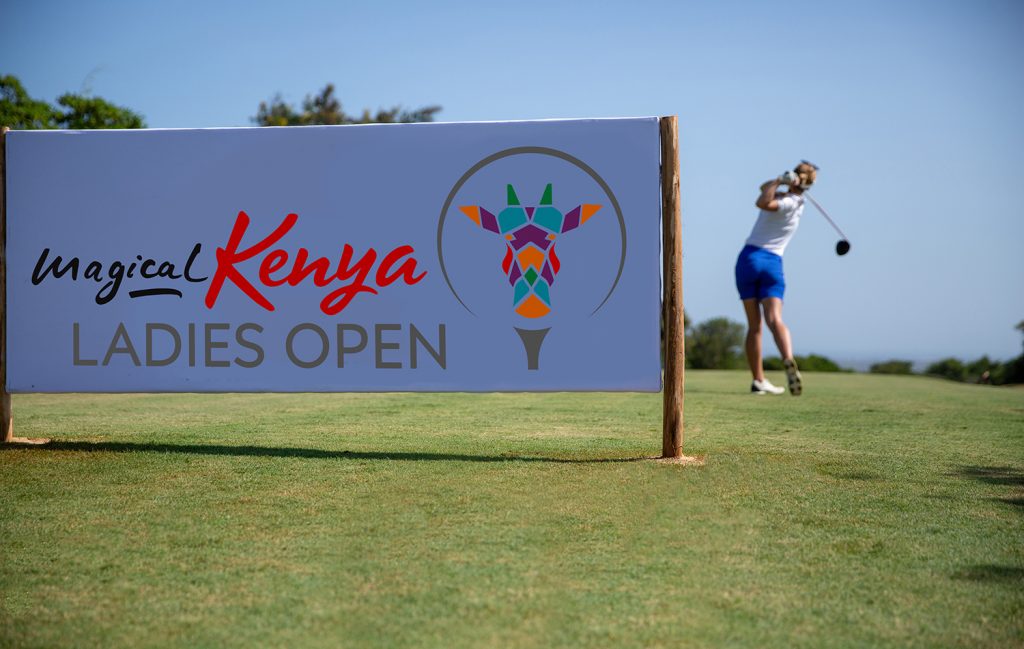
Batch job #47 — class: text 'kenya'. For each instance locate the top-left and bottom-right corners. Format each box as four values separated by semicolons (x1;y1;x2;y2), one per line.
205;211;427;315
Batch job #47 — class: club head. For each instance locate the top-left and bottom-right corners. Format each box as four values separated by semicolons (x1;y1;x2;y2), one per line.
836;240;851;256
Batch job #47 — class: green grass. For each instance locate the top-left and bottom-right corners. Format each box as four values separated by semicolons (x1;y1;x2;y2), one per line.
1;371;1022;648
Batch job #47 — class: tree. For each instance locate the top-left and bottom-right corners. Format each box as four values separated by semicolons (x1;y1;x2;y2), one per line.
0;75;144;129
925;357;967;382
875;322;1024;385
965;355;994;380
0;75;58;128
687;317;745;369
991;321;1024;385
56;93;144;129
870;360;915;375
992;355;1024;385
253;83;441;126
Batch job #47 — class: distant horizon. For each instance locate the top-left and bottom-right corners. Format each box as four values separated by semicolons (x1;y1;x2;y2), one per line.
681;309;1023;371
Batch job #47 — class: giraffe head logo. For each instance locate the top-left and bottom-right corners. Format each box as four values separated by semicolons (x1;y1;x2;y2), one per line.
437;146;628;370
458;183;601;318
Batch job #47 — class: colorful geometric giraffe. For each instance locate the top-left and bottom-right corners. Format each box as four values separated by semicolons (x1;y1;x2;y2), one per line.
459;184;601;318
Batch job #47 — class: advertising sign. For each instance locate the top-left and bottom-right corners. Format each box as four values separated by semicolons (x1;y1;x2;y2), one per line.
6;118;662;392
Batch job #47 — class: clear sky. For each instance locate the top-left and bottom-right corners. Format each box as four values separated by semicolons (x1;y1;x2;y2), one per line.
4;0;1023;368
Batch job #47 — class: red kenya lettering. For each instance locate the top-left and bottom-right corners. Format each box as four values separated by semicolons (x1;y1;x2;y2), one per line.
377;246;427;287
206;211;295;310
204;211;427;315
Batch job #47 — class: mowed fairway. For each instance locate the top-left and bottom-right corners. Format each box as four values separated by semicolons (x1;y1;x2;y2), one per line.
1;371;1022;648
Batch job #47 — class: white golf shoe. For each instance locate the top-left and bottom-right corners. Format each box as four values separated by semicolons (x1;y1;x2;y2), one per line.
751;378;785;395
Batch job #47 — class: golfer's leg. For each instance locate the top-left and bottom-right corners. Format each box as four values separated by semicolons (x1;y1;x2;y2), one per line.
761;297;793;360
742;298;764;381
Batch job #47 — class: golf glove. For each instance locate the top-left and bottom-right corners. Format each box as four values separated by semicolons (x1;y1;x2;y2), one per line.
778;170;799;185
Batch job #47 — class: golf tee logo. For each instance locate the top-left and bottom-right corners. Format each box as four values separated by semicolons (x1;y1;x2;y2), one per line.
438;147;627;371
458;183;601;319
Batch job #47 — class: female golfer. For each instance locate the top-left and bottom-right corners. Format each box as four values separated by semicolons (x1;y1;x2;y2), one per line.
734;161;817;395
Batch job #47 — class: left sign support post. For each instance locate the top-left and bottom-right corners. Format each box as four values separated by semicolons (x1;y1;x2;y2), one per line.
0;126;47;445
1;126;13;443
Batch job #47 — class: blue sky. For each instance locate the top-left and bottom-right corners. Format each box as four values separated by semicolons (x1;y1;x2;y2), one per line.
4;0;1023;367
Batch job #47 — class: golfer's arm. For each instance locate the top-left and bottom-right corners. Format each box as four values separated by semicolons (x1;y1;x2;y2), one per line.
756;180;780;211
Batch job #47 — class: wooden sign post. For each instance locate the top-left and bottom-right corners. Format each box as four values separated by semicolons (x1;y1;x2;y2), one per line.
659;116;685;459
1;125;46;445
1;126;12;443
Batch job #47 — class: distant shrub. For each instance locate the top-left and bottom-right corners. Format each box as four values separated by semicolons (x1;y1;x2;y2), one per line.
966;356;993;376
990;321;1024;385
877;322;1024;385
800;354;848;372
870;360;914;375
764;354;848;372
687;317;746;370
964;356;996;383
925;358;967;382
991;356;1024;385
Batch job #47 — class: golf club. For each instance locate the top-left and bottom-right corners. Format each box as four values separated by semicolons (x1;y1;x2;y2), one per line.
803;192;851;256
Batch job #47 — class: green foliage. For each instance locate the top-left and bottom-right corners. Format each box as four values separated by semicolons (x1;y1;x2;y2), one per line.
687;317;745;369
765;354;848;372
685;317;846;372
925;357;967;382
870;359;915;375
922;323;1024;385
253;83;441;126
991;322;1024;384
991;355;1024;385
55;93;145;129
0;75;59;128
0;75;145;130
965;355;992;375
964;355;993;381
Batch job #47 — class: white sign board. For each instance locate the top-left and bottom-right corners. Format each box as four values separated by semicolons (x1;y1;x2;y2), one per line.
6;118;663;392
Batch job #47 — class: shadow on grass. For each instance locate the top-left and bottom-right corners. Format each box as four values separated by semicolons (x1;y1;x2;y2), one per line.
816;463;881;481
951;564;1024;585
957;465;1024;486
956;466;1024;516
6;440;654;464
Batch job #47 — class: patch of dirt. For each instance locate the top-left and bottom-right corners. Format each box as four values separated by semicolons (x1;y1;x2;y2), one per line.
3;437;52;446
652;454;706;466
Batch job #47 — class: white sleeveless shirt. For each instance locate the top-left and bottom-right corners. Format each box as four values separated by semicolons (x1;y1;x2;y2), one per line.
745;194;804;256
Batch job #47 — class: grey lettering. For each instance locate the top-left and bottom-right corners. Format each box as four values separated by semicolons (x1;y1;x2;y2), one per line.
72;322;97;366
410;324;446;369
103;322;141;366
146;323;181;366
204;323;230;368
286;323;329;368
337;324;368;368
375;324;402;369
235;323;264;368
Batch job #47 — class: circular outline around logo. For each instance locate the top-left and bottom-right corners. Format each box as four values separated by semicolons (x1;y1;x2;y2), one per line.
436;146;627;317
